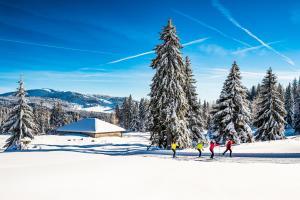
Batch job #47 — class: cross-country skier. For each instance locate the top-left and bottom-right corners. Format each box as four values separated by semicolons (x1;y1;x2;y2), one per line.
196;142;204;157
209;140;219;159
223;138;235;157
171;143;178;158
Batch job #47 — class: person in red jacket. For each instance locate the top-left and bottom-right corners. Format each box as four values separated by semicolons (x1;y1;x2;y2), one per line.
209;140;219;159
223;138;235;157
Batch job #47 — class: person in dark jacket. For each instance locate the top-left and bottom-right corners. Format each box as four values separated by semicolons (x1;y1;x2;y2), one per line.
209;140;219;159
223;139;235;157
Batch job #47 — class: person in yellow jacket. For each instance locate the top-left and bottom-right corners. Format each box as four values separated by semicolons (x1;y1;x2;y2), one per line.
171;143;178;158
196;142;204;157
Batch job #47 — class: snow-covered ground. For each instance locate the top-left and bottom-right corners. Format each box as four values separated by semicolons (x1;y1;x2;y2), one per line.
1;133;300;200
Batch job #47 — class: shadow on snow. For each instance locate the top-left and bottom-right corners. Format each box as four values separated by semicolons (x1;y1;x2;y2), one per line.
3;142;300;159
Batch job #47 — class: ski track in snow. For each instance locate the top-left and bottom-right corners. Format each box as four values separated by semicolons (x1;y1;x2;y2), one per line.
1;132;300;164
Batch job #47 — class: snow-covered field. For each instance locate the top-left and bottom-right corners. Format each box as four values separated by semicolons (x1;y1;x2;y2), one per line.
1;133;300;200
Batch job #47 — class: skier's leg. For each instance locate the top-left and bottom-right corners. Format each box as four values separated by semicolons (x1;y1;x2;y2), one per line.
223;149;228;155
199;150;202;157
172;150;176;158
229;149;232;157
210;149;214;159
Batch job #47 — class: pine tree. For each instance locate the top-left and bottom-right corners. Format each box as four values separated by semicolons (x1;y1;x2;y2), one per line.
34;100;51;134
201;100;211;130
277;83;285;102
50;102;65;129
138;98;150;132
254;68;286;141
1;78;38;150
294;78;300;133
185;56;205;142
149;19;191;148
115;104;122;126
251;84;262;119
210;61;252;143
294;96;300;134
284;83;294;128
249;85;257;101
0;107;11;127
292;78;298;100
121;95;133;130
130;102;139;131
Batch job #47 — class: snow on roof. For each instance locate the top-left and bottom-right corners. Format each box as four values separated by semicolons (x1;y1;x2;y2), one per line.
57;118;125;133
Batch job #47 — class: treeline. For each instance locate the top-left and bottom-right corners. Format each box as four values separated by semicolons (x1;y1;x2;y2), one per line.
115;95;151;132
115;95;212;133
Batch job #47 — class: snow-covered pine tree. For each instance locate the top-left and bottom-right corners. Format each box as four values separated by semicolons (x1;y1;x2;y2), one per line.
33;100;51;134
201;100;210;129
129;102;139;131
284;83;294;128
184;56;205;142
138;98;149;132
251;84;262;119
249;85;257;101
115;104;122;126
294;95;300;134
294;78;300;133
121;95;133;130
277;83;285;102
149;19;191;148
1;78;38;150
292;78;298;100
0;107;10;127
50;102;65;129
253;68;286;141
145;99;153;132
210;61;252;143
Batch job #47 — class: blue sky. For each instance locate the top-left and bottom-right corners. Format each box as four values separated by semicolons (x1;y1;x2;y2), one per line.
0;0;300;101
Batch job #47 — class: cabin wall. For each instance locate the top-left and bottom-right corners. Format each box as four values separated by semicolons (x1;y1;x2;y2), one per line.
57;131;122;138
93;132;122;138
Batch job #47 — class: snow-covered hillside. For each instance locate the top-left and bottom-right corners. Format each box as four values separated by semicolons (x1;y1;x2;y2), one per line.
0;88;125;113
0;133;300;200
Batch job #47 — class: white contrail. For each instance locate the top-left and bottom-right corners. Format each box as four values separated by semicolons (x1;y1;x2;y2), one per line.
233;41;282;55
212;0;295;66
108;51;155;64
0;38;117;55
107;37;209;64
172;9;251;47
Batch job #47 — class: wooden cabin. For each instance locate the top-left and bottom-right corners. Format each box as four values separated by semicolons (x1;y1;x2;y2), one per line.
56;118;125;138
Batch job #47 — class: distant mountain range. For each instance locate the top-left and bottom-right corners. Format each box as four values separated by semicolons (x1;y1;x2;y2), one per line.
0;88;125;113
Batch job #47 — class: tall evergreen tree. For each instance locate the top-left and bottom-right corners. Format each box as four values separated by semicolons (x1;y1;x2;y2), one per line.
115;104;122;126
202;100;211;130
284;83;294;128
253;68;286;141
129;102;140;131
34;100;51;134
185;56;205;142
210;61;252;143
50;102;65;129
249;85;257;101
294;96;300;134
122;95;133;130
292;78;298;100
149;19;191;148
138;98;150;132
1;78;38;150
